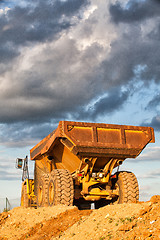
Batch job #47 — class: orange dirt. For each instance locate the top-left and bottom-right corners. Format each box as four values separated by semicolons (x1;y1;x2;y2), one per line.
0;195;160;240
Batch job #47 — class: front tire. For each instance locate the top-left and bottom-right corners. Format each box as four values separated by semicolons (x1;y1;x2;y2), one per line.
37;173;49;207
21;182;29;207
48;169;74;206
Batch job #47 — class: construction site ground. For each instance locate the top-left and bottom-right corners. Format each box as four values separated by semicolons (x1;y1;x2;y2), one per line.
0;195;160;240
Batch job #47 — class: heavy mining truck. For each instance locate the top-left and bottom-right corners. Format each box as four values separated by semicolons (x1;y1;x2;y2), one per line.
16;121;155;208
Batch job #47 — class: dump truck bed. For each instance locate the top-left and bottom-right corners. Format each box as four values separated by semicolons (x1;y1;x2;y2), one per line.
30;121;154;161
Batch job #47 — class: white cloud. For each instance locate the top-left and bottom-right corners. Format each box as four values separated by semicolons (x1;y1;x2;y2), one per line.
137;146;160;162
140;169;160;179
0;7;10;15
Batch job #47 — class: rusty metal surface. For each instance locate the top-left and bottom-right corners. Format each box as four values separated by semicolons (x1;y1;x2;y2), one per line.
30;121;154;162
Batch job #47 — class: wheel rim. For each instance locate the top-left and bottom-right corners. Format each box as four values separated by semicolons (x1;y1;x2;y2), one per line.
48;180;55;205
38;186;43;206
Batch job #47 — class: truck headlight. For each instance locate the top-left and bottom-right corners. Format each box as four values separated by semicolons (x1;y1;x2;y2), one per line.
98;173;104;178
92;172;97;178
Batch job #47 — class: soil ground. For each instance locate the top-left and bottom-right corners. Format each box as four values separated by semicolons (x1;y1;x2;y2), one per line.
0;195;160;240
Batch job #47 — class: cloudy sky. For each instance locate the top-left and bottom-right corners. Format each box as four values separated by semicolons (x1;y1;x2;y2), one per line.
0;0;160;208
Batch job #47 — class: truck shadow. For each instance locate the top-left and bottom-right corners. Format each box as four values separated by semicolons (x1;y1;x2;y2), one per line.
74;198;116;210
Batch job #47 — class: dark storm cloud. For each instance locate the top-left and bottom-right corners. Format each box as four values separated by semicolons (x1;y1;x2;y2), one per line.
100;3;160;87
0;87;130;147
154;22;160;40
0;0;160;147
0;39;105;125
0;0;5;4
0;44;19;63
109;0;160;24
143;95;160;131
0;121;58;147
76;87;129;120
146;94;160;110
141;116;160;131
92;89;128;117
0;0;89;62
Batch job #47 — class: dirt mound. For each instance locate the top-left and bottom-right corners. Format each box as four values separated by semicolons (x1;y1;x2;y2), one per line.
0;195;160;240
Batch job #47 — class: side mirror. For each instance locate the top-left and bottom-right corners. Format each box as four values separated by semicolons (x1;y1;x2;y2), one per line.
16;158;23;169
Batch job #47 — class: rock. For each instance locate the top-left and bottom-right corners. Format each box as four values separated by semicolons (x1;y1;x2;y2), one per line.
150;195;160;203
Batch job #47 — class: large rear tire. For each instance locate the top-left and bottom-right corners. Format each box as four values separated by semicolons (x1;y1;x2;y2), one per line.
114;171;139;204
48;169;74;206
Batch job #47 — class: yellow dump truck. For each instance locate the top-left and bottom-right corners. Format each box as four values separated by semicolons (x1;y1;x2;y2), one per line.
16;121;155;208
